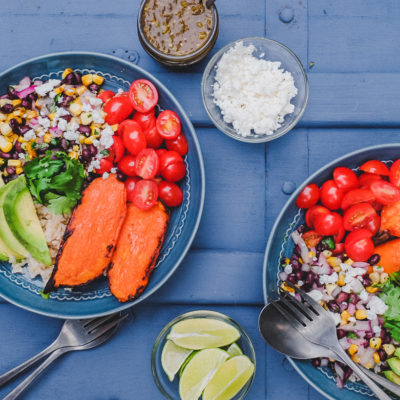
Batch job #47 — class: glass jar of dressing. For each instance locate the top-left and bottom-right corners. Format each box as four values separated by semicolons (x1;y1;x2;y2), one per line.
138;0;219;67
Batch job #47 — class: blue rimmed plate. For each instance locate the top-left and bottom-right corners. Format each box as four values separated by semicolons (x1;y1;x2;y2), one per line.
263;144;400;400
0;52;205;319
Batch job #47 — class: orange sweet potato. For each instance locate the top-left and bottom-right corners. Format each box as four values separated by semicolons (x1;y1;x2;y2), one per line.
381;200;400;237
108;202;169;302
374;238;400;274
45;175;126;290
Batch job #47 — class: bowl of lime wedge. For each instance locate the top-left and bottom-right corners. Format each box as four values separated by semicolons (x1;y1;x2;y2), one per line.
151;310;256;400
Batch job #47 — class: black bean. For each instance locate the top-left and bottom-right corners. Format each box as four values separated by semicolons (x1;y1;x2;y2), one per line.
21;99;31;109
297;224;306;234
1;104;13;114
7;87;18;99
363;276;372;286
8;118;20;134
343;367;353;382
78;125;91;136
61;95;73;108
27;92;37;102
116;172;126;182
295;270;305;281
11;151;19;159
0;151;11;159
337;329;346;339
60;138;69;150
378;349;387;362
60;115;72;122
6;167;15;175
336;292;348;303
62;72;75;85
89;145;97;157
291;259;300;271
316;241;328;253
82;148;91;160
367;254;380;266
88;83;99;92
305;273;315;287
327;300;340;313
293;245;301;257
19;125;30;135
312;358;321;368
73;72;82;84
14;142;22;153
348;293;358;304
286;274;297;284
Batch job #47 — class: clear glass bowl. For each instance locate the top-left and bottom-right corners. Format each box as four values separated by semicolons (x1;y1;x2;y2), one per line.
201;37;309;143
151;310;256;399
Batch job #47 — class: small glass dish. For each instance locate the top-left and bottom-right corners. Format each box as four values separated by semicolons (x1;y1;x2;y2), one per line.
137;0;219;67
201;37;309;143
151;310;256;400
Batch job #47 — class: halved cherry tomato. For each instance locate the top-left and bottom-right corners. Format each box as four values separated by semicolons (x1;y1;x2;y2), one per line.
333;167;358;192
96;158;113;175
296;183;320;209
144;125;164;149
103;95;134;125
133;109;156;131
344;229;374;262
366;213;381;235
334;223;345;243
135;148;159;179
125;177;141;202
132;179;158;210
370;180;400;205
302;230;322;248
390;159;400;188
118;155;137;176
106;135;125;163
358;173;383;189
343;202;378;232
305;205;330;228
97;90;115;103
159;150;186;182
333;242;345;255
314;212;343;236
341;188;375;210
121;120;147;155
156;110;181;140
158;181;183;207
360;160;390;176
320;180;344;210
129;79;158;113
165;133;188;156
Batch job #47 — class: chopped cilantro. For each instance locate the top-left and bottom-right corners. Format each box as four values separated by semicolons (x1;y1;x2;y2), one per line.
346;332;360;339
100;149;109;156
50;138;59;146
49;104;57;113
54;93;62;105
379;271;400;341
94;130;99;136
31;142;37;149
40;290;50;300
88;114;92;118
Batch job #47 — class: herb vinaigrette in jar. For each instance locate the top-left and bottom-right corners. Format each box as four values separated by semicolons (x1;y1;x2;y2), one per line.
142;0;214;56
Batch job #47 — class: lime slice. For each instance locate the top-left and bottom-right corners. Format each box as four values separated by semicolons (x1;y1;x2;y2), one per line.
179;351;198;378
226;343;243;358
179;348;229;400
203;355;255;400
161;340;193;382
168;318;241;350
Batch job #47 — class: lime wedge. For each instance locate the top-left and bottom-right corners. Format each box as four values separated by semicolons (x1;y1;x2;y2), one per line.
161;340;193;382
203;355;255;400
179;351;198;378
179;348;229;400
168;318;241;350
226;343;243;358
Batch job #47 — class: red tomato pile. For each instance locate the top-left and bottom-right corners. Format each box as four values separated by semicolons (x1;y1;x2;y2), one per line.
296;160;400;262
97;79;188;210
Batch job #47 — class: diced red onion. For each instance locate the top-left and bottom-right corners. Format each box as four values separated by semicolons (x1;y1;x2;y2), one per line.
356;302;366;310
351;280;364;294
352;262;370;269
279;272;288;281
334;364;345;388
17;85;36;99
29;117;38;127
340;320;371;331
16;76;31;91
301;264;310;272
331;286;341;298
339;337;351;350
348;303;356;316
358;347;375;368
49;127;63;137
291;231;310;263
313;263;331;275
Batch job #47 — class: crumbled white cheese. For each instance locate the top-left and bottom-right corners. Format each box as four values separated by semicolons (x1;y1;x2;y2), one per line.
57;118;68;132
102;172;110;180
89;97;103;107
38;116;51;130
82;103;92;112
23;129;36;141
359;290;368;302
99;125;114;148
110;167;117;174
367;296;388;316
320;272;338;285
64;130;79;141
307;290;323;302
92;110;104;124
35;79;61;96
212;41;298;137
284;264;292;274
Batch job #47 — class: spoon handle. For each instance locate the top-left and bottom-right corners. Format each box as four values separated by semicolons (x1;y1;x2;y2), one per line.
2;348;68;400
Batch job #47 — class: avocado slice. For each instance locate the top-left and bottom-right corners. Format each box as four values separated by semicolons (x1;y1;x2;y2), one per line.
388;358;400;377
394;348;400;359
384;370;400;385
3;176;51;266
0;179;28;259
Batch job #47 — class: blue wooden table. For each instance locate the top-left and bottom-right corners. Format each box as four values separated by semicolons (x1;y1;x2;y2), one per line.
1;1;400;399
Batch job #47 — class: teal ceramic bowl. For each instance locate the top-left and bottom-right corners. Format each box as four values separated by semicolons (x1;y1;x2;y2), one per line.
0;52;205;319
263;144;400;400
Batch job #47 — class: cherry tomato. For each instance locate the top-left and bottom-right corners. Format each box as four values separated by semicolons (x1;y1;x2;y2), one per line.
156;110;181;140
320;180;344;210
144;124;164;149
159;151;186;182
133;109;156;131
97;90;115;103
360;160;390;176
125;177;141;202
96;158;113;175
118;155;137;176
129;79;158;113
158;181;183;207
314;212;343;236
333;242;345;255
390;159;400;188
165;134;188;156
135;148;159;179
344;229;374;262
132;179;158;210
305;205;330;228
366;213;381;235
333;167;358;192
341;188;375;210
370;180;400;205
105;135;125;163
121;120;147;155
333;223;345;244
302;230;322;248
296;183;320;209
103;95;134;125
156;148;168;159
358;173;383;189
343;202;378;232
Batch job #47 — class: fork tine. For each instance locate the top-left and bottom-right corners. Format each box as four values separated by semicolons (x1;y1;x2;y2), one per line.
280;290;315;320
285;282;325;315
272;301;306;331
279;293;314;324
87;313;128;337
85;314;117;331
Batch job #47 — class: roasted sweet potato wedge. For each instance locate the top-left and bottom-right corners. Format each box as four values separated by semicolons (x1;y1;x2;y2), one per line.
45;175;126;291
108;202;169;302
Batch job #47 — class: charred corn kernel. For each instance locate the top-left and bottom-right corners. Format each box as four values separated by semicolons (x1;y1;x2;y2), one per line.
355;309;367;320
15;167;23;175
341;310;350;324
54;86;64;95
0;136;12;153
0;113;6;121
280;282;295;293
373;265;384;273
326;283;338;296
24;110;38;119
298;258;303;264
80;112;93;125
7;159;22;167
327;257;341;268
27;142;36;159
369;337;382;349
92;75;104;85
21;142;27;150
111;124;119;132
0;123;12;136
348;344;358;356
17;136;26;143
84;136;96;145
0;99;12;107
344;258;353;265
43;133;52;143
285;258;290;265
308;251;315;258
72;97;82;105
383;344;396;356
70;103;82;116
76;85;86;95
373;352;380;364
81;74;93;86
65;87;76;96
366;286;378;294
337;273;346;286
369;272;380;285
352;354;360;364
62;68;73;79
79;134;86;144
8;116;22;124
381;272;389;284
9;134;18;143
68;151;78;160
48;112;56;121
364;361;374;369
72;145;80;152
12;108;23;117
11;99;21;107
0;159;4;166
3;171;8;177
